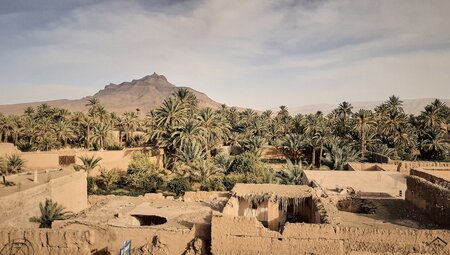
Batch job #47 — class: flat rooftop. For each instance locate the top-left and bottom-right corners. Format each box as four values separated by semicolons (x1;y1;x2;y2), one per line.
305;170;406;197
62;195;226;230
0;168;74;197
420;168;450;182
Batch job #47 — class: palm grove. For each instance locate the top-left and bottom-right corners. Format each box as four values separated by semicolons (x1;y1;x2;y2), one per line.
0;90;449;194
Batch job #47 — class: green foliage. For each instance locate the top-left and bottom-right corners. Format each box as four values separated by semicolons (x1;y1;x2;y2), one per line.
97;168;119;192
105;144;124;151
6;154;25;174
87;176;97;194
228;152;267;175
167;177;191;197
128;152;158;174
77;155;102;175
29;199;72;228
200;177;226;191
276;160;309;185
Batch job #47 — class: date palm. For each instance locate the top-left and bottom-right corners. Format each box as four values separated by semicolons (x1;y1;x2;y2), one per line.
30;199;72;228
54;120;75;147
282;133;305;162
77;155;102;176
276;160;308;185
353;109;375;160
91;123;112;150
198;108;230;157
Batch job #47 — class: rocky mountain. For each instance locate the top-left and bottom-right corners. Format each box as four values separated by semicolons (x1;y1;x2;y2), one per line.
0;73;221;115
288;98;450;115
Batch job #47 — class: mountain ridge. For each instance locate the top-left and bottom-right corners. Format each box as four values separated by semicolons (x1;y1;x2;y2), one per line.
0;73;221;115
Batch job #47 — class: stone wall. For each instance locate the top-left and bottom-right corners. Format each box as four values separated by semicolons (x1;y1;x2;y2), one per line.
211;213;450;254
0;228;93;255
405;171;450;228
0;171;88;228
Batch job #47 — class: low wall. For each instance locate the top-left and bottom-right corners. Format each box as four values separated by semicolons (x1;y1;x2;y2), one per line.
0;143;19;157
405;173;450;228
0;171;87;228
183;191;230;202
18;147;163;175
211;214;450;254
345;162;398;172
0;228;93;255
392;160;450;174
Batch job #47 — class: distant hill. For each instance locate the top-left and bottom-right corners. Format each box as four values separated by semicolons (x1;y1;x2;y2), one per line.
0;73;221;115
288;98;450;115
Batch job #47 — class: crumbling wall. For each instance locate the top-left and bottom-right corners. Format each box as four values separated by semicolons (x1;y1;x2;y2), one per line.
0;228;93;255
405;174;450;228
211;214;450;254
55;222;203;255
391;161;450;174
183;191;230;202
0;171;87;228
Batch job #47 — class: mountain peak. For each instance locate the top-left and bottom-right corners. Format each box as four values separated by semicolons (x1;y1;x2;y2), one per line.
142;72;168;82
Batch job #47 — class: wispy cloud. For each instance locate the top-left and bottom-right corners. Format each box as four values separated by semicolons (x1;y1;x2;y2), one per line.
1;0;449;109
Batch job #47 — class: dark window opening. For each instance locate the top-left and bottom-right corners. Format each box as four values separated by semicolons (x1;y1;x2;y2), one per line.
131;215;167;226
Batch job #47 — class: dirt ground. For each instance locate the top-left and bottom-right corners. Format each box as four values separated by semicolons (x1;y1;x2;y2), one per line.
328;197;441;230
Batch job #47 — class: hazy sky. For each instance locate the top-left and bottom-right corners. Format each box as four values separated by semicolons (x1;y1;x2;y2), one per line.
1;0;450;110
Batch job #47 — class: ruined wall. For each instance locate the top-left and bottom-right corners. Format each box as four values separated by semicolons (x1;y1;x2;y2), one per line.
55;221;203;255
0;228;93;255
183;191;230;202
0;171;87;228
405;174;450;228
18;147;163;175
391;160;450;174
211;214;450;255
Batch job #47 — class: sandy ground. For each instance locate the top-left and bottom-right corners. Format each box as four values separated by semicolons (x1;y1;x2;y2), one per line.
0;168;74;197
305;170;406;197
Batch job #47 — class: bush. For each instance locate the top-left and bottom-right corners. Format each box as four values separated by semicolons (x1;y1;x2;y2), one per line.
222;174;245;191
200;177;226;191
87;176;97;194
128;152;158;174
167;177;191;197
228;152;265;174
145;174;165;193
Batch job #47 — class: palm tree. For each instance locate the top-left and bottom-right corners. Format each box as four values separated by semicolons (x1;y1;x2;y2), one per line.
337;101;353;119
4;154;25;175
324;137;360;170
54;120;75;147
420;128;449;160
172;88;198;107
353;109;375;159
77;155;102;176
282;133;305;162
171;118;206;149
241;136;266;156
176;140;206;164
302;114;324;167
121;112;140;145
276;160;308;185
386;95;404;114
91;123;112;150
186;159;223;181
198;108;230;157
29;199;72;228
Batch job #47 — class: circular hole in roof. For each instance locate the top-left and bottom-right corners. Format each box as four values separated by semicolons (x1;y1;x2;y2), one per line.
131;215;167;226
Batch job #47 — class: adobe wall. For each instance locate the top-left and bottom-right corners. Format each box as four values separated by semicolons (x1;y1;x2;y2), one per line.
391;160;450;174
18;147;163;175
345;162;398;172
0;143;19;157
405;173;450;228
211;213;450;255
0;171;87;228
0;228;93;255
54;221;206;255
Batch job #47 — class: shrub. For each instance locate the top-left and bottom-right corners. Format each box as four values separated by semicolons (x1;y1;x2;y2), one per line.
97;168;119;192
128;152;158;174
87;176;97;194
228;152;265;174
200;177;226;191
222;174;245;191
167;177;191;197
6;154;25;174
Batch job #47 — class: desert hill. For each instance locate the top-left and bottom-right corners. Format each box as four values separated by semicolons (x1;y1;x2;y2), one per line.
0;73;221;115
288;98;450;115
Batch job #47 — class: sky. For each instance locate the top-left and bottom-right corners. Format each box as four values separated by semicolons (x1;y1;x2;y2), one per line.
1;0;450;110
